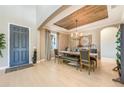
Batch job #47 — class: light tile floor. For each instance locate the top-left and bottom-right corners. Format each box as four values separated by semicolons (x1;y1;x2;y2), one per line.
0;59;123;87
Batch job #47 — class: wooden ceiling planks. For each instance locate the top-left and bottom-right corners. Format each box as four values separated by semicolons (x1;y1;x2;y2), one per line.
54;5;108;30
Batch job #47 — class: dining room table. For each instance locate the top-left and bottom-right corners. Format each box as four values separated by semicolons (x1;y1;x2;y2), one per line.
59;50;98;57
59;50;98;67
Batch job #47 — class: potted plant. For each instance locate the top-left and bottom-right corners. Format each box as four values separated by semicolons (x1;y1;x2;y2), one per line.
0;33;6;57
112;28;121;82
32;48;37;64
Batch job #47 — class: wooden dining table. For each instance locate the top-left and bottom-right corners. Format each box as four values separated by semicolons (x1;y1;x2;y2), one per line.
59;51;98;57
59;50;98;67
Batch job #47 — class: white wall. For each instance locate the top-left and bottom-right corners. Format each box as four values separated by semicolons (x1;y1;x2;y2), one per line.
101;27;118;59
36;5;61;26
81;29;101;57
0;6;37;69
81;29;100;49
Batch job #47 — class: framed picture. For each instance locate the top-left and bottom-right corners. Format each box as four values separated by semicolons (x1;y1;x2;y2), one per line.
79;35;92;47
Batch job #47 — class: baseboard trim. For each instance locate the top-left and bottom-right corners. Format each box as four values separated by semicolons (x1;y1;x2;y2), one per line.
101;57;116;62
37;59;46;63
0;59;46;70
0;66;9;74
0;66;9;70
41;59;46;62
0;62;34;71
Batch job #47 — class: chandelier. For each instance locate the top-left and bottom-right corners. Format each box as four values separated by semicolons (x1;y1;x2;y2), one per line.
71;19;83;40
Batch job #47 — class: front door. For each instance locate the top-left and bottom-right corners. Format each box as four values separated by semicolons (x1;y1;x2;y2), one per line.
10;24;29;67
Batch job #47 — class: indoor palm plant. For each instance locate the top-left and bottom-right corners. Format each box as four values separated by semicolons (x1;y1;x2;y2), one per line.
116;30;121;76
113;28;121;82
0;33;6;57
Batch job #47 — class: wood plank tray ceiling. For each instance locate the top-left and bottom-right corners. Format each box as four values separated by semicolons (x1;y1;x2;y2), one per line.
54;5;108;30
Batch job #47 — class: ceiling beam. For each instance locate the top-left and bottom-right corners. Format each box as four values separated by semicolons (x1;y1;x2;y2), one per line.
38;5;71;31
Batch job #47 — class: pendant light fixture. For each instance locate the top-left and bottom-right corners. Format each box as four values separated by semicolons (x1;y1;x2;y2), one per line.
71;19;80;39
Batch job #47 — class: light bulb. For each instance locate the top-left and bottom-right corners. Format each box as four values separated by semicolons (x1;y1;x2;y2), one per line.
80;33;83;36
71;33;73;37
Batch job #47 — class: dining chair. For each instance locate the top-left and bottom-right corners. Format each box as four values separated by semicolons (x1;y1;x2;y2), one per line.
80;49;95;75
54;49;62;63
90;48;97;68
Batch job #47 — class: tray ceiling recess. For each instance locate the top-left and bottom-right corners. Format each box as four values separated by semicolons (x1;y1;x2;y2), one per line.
54;5;108;30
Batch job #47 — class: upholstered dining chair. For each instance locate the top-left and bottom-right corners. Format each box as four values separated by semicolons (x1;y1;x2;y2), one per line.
80;49;95;75
90;48;97;68
54;49;62;63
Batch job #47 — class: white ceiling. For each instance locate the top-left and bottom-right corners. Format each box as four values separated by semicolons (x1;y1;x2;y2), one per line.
44;5;124;33
36;5;61;26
